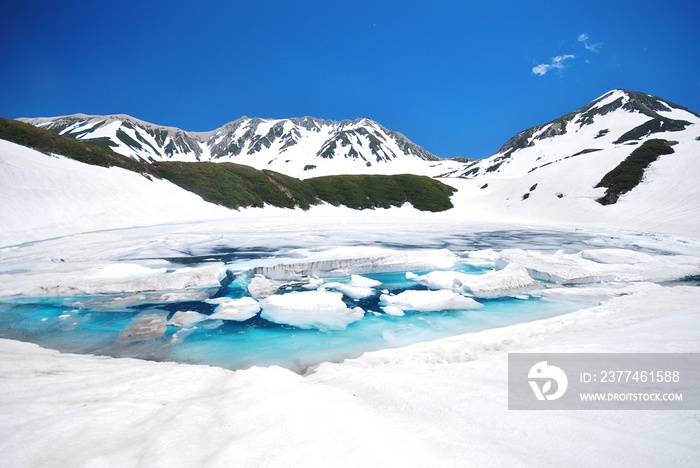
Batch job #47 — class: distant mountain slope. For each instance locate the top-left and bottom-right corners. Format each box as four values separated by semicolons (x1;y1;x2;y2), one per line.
440;89;700;234
19;114;464;178
442;89;698;180
0;118;456;215
0;137;231;246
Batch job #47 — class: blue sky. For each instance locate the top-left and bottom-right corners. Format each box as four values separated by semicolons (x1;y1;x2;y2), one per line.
1;0;699;158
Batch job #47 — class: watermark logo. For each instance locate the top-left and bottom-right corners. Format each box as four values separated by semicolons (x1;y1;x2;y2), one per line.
528;360;568;401
509;353;699;410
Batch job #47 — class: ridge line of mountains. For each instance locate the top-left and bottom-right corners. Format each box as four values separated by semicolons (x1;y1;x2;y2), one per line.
18;113;458;180
0;117;457;212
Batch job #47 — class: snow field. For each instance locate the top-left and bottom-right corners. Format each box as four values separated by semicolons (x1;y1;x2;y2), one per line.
1;279;698;467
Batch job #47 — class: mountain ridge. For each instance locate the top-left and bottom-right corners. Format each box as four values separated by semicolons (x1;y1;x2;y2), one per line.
19;114;459;178
0;117;456;213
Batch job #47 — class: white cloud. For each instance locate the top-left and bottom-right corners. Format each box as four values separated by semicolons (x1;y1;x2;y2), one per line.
532;54;575;76
578;32;602;52
532;64;550;76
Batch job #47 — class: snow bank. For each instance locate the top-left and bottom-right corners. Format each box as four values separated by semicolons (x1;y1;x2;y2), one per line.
251;246;456;280
380;289;482;312
0;139;231;247
259;290;365;330
407;263;537;297
496;248;700;284
3;281;697;467
0;261;228;297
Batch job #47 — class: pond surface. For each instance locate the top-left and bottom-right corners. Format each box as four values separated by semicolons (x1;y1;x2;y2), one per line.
0;260;594;372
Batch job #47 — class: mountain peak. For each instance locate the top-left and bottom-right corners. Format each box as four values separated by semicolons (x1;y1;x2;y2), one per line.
491;89;697;157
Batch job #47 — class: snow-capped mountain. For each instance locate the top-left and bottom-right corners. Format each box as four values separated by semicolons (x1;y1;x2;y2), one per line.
19;114;463;178
443;89;699;180
7;89;700;236
438;89;700;232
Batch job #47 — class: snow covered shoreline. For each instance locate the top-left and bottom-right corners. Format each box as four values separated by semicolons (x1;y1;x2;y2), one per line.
1;279;698;467
0;218;698;466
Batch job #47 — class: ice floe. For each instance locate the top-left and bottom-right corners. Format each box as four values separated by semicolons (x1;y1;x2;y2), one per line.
323;275;382;299
209;297;261;321
118;311;168;342
380;305;405;316
379;289;482;312
167;311;209;328
247;275;307;298
259;290;365;330
406;263;537;297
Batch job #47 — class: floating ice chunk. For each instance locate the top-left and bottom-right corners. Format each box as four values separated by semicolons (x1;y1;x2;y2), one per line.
167;311;209;328
381;305;405;316
247;275;306;298
379;290;482;312
209;297;261;322
199;319;224;329
349;275;382;288
302;278;325;289
324;282;375;299
170;326;198;343
408;264;537;297
324;274;382;299
204;297;232;305
259;290;365;331
251;247;456;280
118;311;168;342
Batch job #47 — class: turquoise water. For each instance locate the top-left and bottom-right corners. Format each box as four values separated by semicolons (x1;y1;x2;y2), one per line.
0;265;595;372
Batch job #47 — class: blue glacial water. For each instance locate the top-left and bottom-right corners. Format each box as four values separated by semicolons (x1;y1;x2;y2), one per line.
0;263;596;372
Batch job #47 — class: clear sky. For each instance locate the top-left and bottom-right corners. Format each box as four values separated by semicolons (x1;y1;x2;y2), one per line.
1;0;699;158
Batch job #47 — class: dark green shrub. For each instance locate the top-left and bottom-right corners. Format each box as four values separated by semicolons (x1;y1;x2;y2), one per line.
595;139;674;205
307;174;455;212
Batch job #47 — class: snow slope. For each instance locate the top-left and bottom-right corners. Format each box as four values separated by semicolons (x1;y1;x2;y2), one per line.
0;139;232;246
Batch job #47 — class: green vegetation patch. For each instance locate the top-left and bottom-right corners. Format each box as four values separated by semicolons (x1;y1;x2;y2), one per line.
262;169;318;210
595;139;675;205
307;174;456;212
152;161;307;209
613;117;691;144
